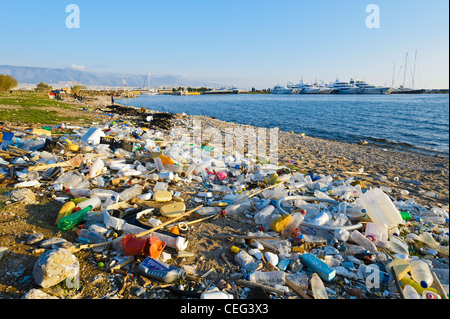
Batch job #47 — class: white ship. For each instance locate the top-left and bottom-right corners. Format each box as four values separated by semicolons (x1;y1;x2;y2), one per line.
351;79;391;94
271;84;294;94
327;79;361;94
289;79;320;94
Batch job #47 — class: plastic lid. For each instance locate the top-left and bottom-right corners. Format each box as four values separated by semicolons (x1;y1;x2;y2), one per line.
420;281;428;288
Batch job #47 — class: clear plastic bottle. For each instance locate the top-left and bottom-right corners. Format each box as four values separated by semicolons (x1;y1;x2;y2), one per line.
310;211;331;226
281;212;305;238
311;273;328;299
224;201;252;216
76;229;106;252
154;157;164;172
350;230;378;253
246;271;286;286
118;184;143;202
254;205;275;224
197;207;222;215
66;188;91;198
410;260;433;289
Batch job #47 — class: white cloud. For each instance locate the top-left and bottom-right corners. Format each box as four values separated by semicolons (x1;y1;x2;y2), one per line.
69;64;86;71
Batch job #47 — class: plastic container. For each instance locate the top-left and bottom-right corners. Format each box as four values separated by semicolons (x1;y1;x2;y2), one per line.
57;205;92;231
358;188;403;229
88;158;104;179
311;273;328;299
234;250;259;271
399;277;440;295
246;271;286;286
310;211;331;226
364;222;388;246
350;230;378;253
76;196;101;211
410;260;433;289
281;211;305;238
418;232;449;256
138;256;186;283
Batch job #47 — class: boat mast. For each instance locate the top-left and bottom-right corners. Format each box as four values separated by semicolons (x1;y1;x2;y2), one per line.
391;62;396;87
147;69;151;91
412;50;417;89
402;52;408;88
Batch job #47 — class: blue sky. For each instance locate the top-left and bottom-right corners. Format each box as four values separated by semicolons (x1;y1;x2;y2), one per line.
0;0;448;89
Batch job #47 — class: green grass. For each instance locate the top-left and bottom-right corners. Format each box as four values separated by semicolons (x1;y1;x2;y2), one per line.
0;91;90;124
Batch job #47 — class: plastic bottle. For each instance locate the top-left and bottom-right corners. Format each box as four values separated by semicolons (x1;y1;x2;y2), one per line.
246;271;286;286
418;232;449;256
76;196;101;211
154;157;164;172
350;230;378;253
403;284;421;299
57;205;92;231
76;229;106;252
224;201;252;216
254;205;275;224
399;277;440;295
197;207;222;215
66;188;91;198
234;250;259;271
138;257;186;283
88;158;104;179
200;290;234;299
118;184;143;202
311;273;328;299
281;212;305;238
410;260;433;289
310;211;331;226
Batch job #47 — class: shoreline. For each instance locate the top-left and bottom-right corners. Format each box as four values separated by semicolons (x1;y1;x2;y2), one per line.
108;99;449;208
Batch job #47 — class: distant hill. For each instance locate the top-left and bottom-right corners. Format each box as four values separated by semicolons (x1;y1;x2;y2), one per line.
0;65;224;88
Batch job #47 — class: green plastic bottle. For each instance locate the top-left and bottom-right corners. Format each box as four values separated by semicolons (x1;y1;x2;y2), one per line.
57;205;92;231
400;211;412;221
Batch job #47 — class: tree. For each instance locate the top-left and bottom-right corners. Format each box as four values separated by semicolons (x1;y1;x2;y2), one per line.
0;74;18;92
36;82;53;92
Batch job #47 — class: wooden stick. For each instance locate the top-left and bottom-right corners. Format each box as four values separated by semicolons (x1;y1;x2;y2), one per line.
285;276;312;299
232;180;287;205
431;270;448;299
210;234;283;241
134;205;203;238
390;267;405;299
109;256;135;273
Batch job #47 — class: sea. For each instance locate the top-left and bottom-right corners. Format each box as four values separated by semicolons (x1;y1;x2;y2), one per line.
117;93;449;157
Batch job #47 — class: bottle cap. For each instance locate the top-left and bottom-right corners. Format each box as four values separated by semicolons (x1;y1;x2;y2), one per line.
420;281;428;288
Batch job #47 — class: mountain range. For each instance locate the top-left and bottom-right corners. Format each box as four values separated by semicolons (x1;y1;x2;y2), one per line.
0;65;227;89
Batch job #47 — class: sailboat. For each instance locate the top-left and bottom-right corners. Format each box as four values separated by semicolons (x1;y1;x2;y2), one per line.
141;69;160;95
391;51;425;94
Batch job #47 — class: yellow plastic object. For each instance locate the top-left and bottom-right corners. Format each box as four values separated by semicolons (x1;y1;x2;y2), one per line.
158;154;175;165
54;201;76;225
153;190;172;202
65;139;79;152
159;202;186;218
385;258;411;280
399;277;440;296
31;128;52;137
270;214;292;232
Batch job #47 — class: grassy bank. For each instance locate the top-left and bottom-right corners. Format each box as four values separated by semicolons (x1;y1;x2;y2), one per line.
0;91;92;125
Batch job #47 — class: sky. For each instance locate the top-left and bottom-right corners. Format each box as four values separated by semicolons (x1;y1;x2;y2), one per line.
0;0;448;89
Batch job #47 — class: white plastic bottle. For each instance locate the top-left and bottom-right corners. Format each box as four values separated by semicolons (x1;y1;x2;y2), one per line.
247;271;286;286
225;201;252;216
88;158;104;179
76;196;101;211
410;260;433;289
281;212;305;238
311;273;328;299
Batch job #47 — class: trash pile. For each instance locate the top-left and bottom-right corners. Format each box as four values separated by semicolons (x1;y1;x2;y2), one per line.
0;109;449;300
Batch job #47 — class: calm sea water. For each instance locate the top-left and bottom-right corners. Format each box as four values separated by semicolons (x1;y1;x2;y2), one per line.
117;93;449;157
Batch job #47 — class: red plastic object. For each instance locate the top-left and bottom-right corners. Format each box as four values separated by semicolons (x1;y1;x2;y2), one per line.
120;234;166;259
